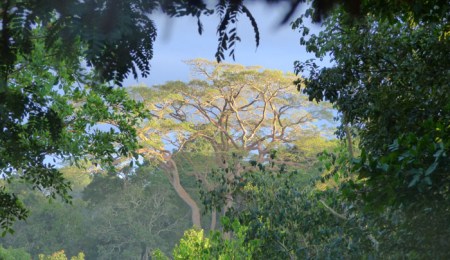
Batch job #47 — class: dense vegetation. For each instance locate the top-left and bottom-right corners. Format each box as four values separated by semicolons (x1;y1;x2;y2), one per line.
1;0;448;259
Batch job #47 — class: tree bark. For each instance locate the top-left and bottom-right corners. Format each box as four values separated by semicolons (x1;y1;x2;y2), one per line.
164;159;202;228
345;124;354;159
210;209;217;230
141;244;149;260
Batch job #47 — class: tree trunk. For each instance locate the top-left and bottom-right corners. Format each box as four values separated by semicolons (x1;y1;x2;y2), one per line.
141;244;149;260
343;114;354;159
165;159;202;228
344;124;354;159
210;209;217;230
222;193;234;239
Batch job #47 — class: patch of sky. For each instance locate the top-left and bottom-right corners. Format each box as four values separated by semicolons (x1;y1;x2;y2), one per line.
123;2;328;87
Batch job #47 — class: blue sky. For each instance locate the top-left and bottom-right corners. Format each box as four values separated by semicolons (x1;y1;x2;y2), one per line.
123;2;323;87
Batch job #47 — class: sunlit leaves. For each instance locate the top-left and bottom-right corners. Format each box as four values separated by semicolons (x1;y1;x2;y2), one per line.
0;25;147;233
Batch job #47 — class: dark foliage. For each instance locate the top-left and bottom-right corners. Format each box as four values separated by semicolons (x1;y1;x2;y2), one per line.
294;2;449;206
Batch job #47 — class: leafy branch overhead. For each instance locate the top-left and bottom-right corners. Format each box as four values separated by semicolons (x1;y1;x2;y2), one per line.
3;0;441;84
0;23;148;233
215;1;259;61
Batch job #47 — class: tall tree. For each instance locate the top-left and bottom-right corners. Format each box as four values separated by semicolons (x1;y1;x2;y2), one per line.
131;59;332;228
0;176;90;258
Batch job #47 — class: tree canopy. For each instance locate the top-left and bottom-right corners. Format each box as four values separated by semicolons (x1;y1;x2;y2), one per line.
131;59;333;228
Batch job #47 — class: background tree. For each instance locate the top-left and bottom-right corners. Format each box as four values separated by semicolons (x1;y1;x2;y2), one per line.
0;164;189;259
0;245;31;260
82;168;186;260
0;171;91;258
131;59;333;228
38;250;85;260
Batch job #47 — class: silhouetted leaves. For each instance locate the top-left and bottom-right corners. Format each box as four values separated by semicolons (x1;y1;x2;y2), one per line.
215;1;259;62
295;2;450;207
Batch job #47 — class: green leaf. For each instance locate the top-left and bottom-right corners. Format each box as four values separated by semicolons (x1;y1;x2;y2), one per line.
425;162;438;176
408;174;420;188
